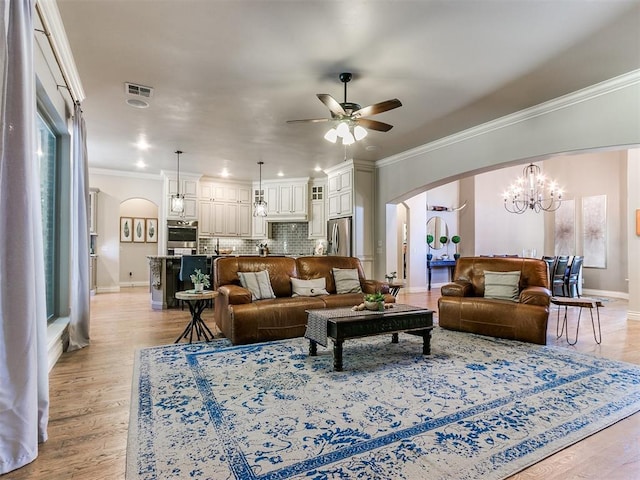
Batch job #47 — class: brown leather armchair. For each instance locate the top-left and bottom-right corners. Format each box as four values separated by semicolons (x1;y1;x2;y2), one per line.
438;256;551;344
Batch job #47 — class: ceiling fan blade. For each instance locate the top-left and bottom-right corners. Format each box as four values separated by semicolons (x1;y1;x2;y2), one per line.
286;118;331;124
317;94;346;116
352;99;402;118
357;118;394;132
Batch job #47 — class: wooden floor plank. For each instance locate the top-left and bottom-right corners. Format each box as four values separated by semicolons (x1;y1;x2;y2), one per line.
5;287;639;479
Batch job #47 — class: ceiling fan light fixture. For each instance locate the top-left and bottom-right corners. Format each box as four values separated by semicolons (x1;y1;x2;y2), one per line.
324;128;338;143
342;131;355;145
336;121;350;138
354;125;368;141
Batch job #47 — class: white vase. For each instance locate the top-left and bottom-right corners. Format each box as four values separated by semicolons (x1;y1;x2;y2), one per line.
194;283;204;293
364;300;384;311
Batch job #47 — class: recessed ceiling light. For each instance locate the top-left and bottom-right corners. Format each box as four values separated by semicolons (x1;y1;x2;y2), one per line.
136;159;146;169
135;136;150;150
314;166;322;172
127;98;149;109
365;145;379;151
221;168;230;178
277;172;284;177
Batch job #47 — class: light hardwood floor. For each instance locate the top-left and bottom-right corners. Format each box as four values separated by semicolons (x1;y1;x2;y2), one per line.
5;287;639;479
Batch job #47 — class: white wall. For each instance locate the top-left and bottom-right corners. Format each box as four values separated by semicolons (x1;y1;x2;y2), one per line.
628;149;640;320
374;72;640;306
89;171;163;292
120;199;159;286
474;165;545;257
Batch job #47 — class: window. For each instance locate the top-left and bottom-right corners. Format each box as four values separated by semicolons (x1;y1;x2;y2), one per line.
37;112;58;321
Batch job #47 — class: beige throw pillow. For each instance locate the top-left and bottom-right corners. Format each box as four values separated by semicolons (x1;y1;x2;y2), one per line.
238;270;276;301
332;268;362;294
291;277;329;297
484;271;520;302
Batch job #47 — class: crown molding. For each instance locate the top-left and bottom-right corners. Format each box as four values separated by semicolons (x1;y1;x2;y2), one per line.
377;69;640;169
90;167;163;180
36;0;85;102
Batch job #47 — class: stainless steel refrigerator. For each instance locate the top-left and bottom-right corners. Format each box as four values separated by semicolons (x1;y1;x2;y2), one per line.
327;217;352;256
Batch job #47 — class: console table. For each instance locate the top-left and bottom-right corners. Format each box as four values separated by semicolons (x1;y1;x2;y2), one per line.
427;258;456;290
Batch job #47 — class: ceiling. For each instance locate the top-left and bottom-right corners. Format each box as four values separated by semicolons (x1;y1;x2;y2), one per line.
56;0;640;184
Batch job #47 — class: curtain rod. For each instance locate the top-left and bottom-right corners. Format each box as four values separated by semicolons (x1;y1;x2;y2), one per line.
34;2;79;105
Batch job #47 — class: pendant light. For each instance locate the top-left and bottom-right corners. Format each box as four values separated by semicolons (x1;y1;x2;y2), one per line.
253;161;267;217
171;150;185;215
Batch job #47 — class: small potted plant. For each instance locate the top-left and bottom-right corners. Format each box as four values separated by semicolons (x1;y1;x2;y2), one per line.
190;269;210;293
385;271;397;282
439;235;449;259
364;291;385;311
427;234;434;261
451;235;461;260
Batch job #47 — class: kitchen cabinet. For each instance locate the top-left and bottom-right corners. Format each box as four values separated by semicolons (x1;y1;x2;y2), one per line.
198;181;252;237
165;173;200;220
324;160;374;277
90;255;97;295
89;188;99;234
200;181;251;204
308;181;327;239
327;166;353;218
263;179;308;220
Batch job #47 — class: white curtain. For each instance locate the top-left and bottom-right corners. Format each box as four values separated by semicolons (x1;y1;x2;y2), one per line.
0;0;50;474
68;102;90;350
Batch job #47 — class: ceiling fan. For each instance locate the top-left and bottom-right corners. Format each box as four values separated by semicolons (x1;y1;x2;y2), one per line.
286;72;402;144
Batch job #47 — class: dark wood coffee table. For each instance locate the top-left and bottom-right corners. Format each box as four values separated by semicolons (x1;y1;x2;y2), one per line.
305;304;434;371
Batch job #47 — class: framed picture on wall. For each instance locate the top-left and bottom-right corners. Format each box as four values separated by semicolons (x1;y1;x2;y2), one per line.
133;218;146;243
146;218;158;243
120;217;133;242
582;195;607;268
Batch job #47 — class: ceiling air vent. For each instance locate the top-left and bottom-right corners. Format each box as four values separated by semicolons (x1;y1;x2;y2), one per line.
125;82;153;98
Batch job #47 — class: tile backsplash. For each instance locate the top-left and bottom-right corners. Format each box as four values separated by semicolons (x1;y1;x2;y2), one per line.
198;222;317;256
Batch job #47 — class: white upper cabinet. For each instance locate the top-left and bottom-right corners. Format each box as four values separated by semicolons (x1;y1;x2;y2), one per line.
198;179;252;237
327;165;353;218
308;181;327;239
262;179;309;220
164;172;201;220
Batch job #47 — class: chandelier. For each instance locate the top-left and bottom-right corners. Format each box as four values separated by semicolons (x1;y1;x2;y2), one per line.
503;163;563;214
324;121;367;146
253;161;267;217
170;150;185;215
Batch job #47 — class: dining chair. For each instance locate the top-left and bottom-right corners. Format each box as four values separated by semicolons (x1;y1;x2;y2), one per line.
565;255;584;298
551;255;570;297
542;256;556;289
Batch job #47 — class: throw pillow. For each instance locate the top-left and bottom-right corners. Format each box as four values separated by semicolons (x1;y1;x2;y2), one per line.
332;268;362;294
484;270;521;302
291;277;329;297
238;270;276;301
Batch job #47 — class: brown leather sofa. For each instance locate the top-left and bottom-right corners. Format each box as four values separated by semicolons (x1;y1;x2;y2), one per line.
438;256;551;344
213;255;394;345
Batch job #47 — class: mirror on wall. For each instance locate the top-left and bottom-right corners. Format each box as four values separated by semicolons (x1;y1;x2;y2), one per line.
427;216;448;250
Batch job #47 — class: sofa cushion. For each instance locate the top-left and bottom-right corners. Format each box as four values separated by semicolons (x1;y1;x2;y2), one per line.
332;268;363;294
291;277;329;297
238;270;276;301
484;270;520;301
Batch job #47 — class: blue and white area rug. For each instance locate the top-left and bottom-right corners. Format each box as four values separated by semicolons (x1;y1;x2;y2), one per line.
127;329;640;480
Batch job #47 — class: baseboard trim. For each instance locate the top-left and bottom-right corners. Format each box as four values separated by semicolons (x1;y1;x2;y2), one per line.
47;316;70;371
119;281;148;288
96;285;121;293
581;288;629;300
628;311;640;321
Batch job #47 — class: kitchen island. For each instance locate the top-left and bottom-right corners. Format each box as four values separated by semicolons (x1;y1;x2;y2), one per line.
147;255;220;310
147;254;301;309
